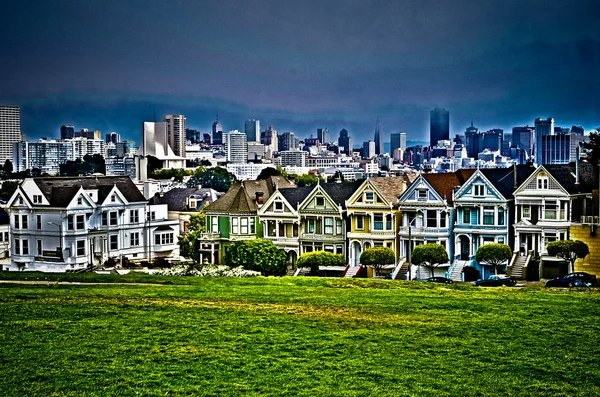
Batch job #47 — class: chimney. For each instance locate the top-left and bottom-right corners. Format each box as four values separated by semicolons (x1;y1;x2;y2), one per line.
256;191;264;205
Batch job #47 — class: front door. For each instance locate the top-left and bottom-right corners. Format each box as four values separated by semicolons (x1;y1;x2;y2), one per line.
460;236;469;260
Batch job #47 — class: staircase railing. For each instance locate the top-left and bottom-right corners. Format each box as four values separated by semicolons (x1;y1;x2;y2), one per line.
445;255;460;279
390;260;405;280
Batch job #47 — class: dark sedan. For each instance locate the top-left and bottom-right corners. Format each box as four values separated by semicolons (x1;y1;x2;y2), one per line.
545;272;598;288
425;277;453;284
473;275;517;287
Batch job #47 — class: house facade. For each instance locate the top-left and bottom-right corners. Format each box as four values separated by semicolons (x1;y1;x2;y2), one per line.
5;176;179;272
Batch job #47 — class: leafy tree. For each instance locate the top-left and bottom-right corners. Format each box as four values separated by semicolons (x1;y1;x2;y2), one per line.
475;243;512;275
547;240;590;274
294;174;323;187
225;238;287;276
411;243;449;277
0;180;20;198
187;166;236;192
146;155;163;173
83;154;106;174
60;154;105;176
178;212;207;261
149;168;192;182
296;251;346;275
360;247;395;276
583;128;600;171
3;160;13;175
256;167;282;180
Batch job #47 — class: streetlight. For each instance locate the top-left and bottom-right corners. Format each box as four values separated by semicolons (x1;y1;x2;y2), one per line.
407;215;419;280
47;221;63;260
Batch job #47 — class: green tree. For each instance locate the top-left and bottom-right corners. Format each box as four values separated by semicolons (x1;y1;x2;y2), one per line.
360;247;395;276
178;212;207;262
0;180;20;198
187;166;236;192
3;159;13;175
296;251;346;275
225;238;287;276
294;174;320;187
149;168;192;182
583;129;600;171
256;167;282;180
475;243;512;275
547;240;590;274
411;243;449;278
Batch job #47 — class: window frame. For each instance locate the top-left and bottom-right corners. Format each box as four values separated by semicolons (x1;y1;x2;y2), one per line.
76;240;86;256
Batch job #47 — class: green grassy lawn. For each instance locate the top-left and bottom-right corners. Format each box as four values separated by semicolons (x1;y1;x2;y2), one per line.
0;275;599;396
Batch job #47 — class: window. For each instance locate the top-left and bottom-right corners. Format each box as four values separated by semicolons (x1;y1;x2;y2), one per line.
33;195;42;204
67;215;74;230
22;240;29;255
77;197;83;205
240;218;248;234
130;232;140;247
293;223;299;237
336;245;343;254
37;240;43;255
426;210;437;228
147;211;156;221
315;218;322;234
498;237;505;244
155;233;174;245
336;219;343;235
268;220;276;236
189;200;197;209
356;216;364;230
76;240;85;256
463;208;471;224
129;210;139;224
274;201;283;212
110;235;118;250
440;212;446;228
3;232;7;242
483;206;494;225
324;245;334;253
211;217;218;233
498;208;505;225
325;218;334;234
544;203;557;220
386;214;392;230
111;194;116;203
474;185;485;196
374;214;384;230
18;196;23;205
15;239;20;255
365;192;374;203
37;215;42;230
278;222;285;237
538;178;548;190
250;218;255;234
14;215;20;229
102;212;108;226
418;189;427;199
232;217;239;234
76;215;85;230
522;205;530;219
307;218;315;233
109;212;118;226
316;197;325;207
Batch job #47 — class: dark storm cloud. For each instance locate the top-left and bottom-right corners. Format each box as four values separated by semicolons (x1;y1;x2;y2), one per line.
0;0;598;142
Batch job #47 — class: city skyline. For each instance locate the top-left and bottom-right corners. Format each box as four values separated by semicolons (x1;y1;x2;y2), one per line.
0;1;598;142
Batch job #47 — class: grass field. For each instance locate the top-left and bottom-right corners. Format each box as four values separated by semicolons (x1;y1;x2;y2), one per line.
1;274;599;396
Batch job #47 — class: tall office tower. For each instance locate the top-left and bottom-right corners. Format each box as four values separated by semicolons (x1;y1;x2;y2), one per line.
540;130;585;165
260;126;278;152
362;140;376;159
430;107;450;147
75;129;102;140
185;128;201;144
317;128;329;145
390;133;401;153
464;121;480;157
278;132;299;151
374;119;383;155
163;114;186;158
512;126;534;156
212;116;223;145
60;125;75;140
534;117;554;165
105;131;121;144
0;105;21;163
338;129;352;154
245;119;260;143
400;132;406;151
482;129;503;151
223;131;248;164
571;125;584;135
202;133;212;144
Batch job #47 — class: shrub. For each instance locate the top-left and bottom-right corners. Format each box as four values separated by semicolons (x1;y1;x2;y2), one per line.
411;244;449;277
296;251;346;275
225;239;287;276
475;244;512;275
526;260;540;281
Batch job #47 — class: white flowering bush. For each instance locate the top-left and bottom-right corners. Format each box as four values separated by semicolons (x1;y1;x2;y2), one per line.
156;264;260;277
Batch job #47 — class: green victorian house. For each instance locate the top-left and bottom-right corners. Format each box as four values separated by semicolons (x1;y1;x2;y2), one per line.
199;176;294;264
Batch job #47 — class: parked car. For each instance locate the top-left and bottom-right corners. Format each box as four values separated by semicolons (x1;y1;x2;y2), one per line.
473;275;517;287
545;272;598;288
424;277;453;284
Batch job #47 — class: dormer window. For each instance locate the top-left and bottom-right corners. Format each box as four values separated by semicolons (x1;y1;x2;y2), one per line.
189;200;197;209
537;177;548;189
32;195;42;204
316;197;325;207
474;185;485;196
18;196;23;205
77;197;83;205
274;201;284;212
111;194;116;203
365;192;374;203
418;189;427;200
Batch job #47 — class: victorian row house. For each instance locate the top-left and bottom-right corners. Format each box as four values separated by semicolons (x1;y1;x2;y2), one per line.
6;176;180;272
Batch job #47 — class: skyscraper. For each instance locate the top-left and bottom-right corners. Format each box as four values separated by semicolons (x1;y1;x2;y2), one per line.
0;105;21;163
400;132;406;151
224;131;248;164
60;125;75;140
317;128;329;144
105;131;121;144
464;121;480;157
482;129;503;151
163;114;186;158
390;133;401;153
512;126;534;157
185;128;201;144
245;119;260;143
534;117;554;165
278;132;299;151
430;108;450;147
212;116;223;146
260;126;278;152
338;129;352;155
374;119;383;155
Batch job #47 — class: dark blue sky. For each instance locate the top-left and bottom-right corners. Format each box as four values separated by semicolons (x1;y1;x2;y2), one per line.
1;0;599;144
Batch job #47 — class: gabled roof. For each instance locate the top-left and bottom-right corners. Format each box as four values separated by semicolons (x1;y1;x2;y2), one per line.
32;176;146;207
320;181;363;209
206;176;295;214
422;169;476;204
279;186;313;210
544;163;596;194
368;176;411;205
149;187;222;212
479;165;536;200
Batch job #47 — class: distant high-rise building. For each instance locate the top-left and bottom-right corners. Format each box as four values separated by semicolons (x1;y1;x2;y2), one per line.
534;117;554;165
464;121;481;157
212;116;223;145
202;133;212;145
278;132;299;151
0;105;21;163
430;108;450;147
571;125;584;135
105;131;121;144
317;128;329;145
245;119;260;143
362;140;376;159
163;114;186;158
512;126;534;157
185;128;201;144
400;133;406;151
483;129;503;151
224;131;248;164
374;119;383;155
390;133;403;154
75;129;101;140
60;125;75;140
260;126;278;152
338;129;352;155
280;150;308;167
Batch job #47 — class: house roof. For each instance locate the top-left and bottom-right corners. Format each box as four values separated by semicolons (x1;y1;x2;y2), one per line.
206;176;295;214
422;169;476;204
544;163;596;194
321;180;363;209
149;187;222;212
279;186;313;210
369;176;412;205
480;165;537;200
32;176;146;206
